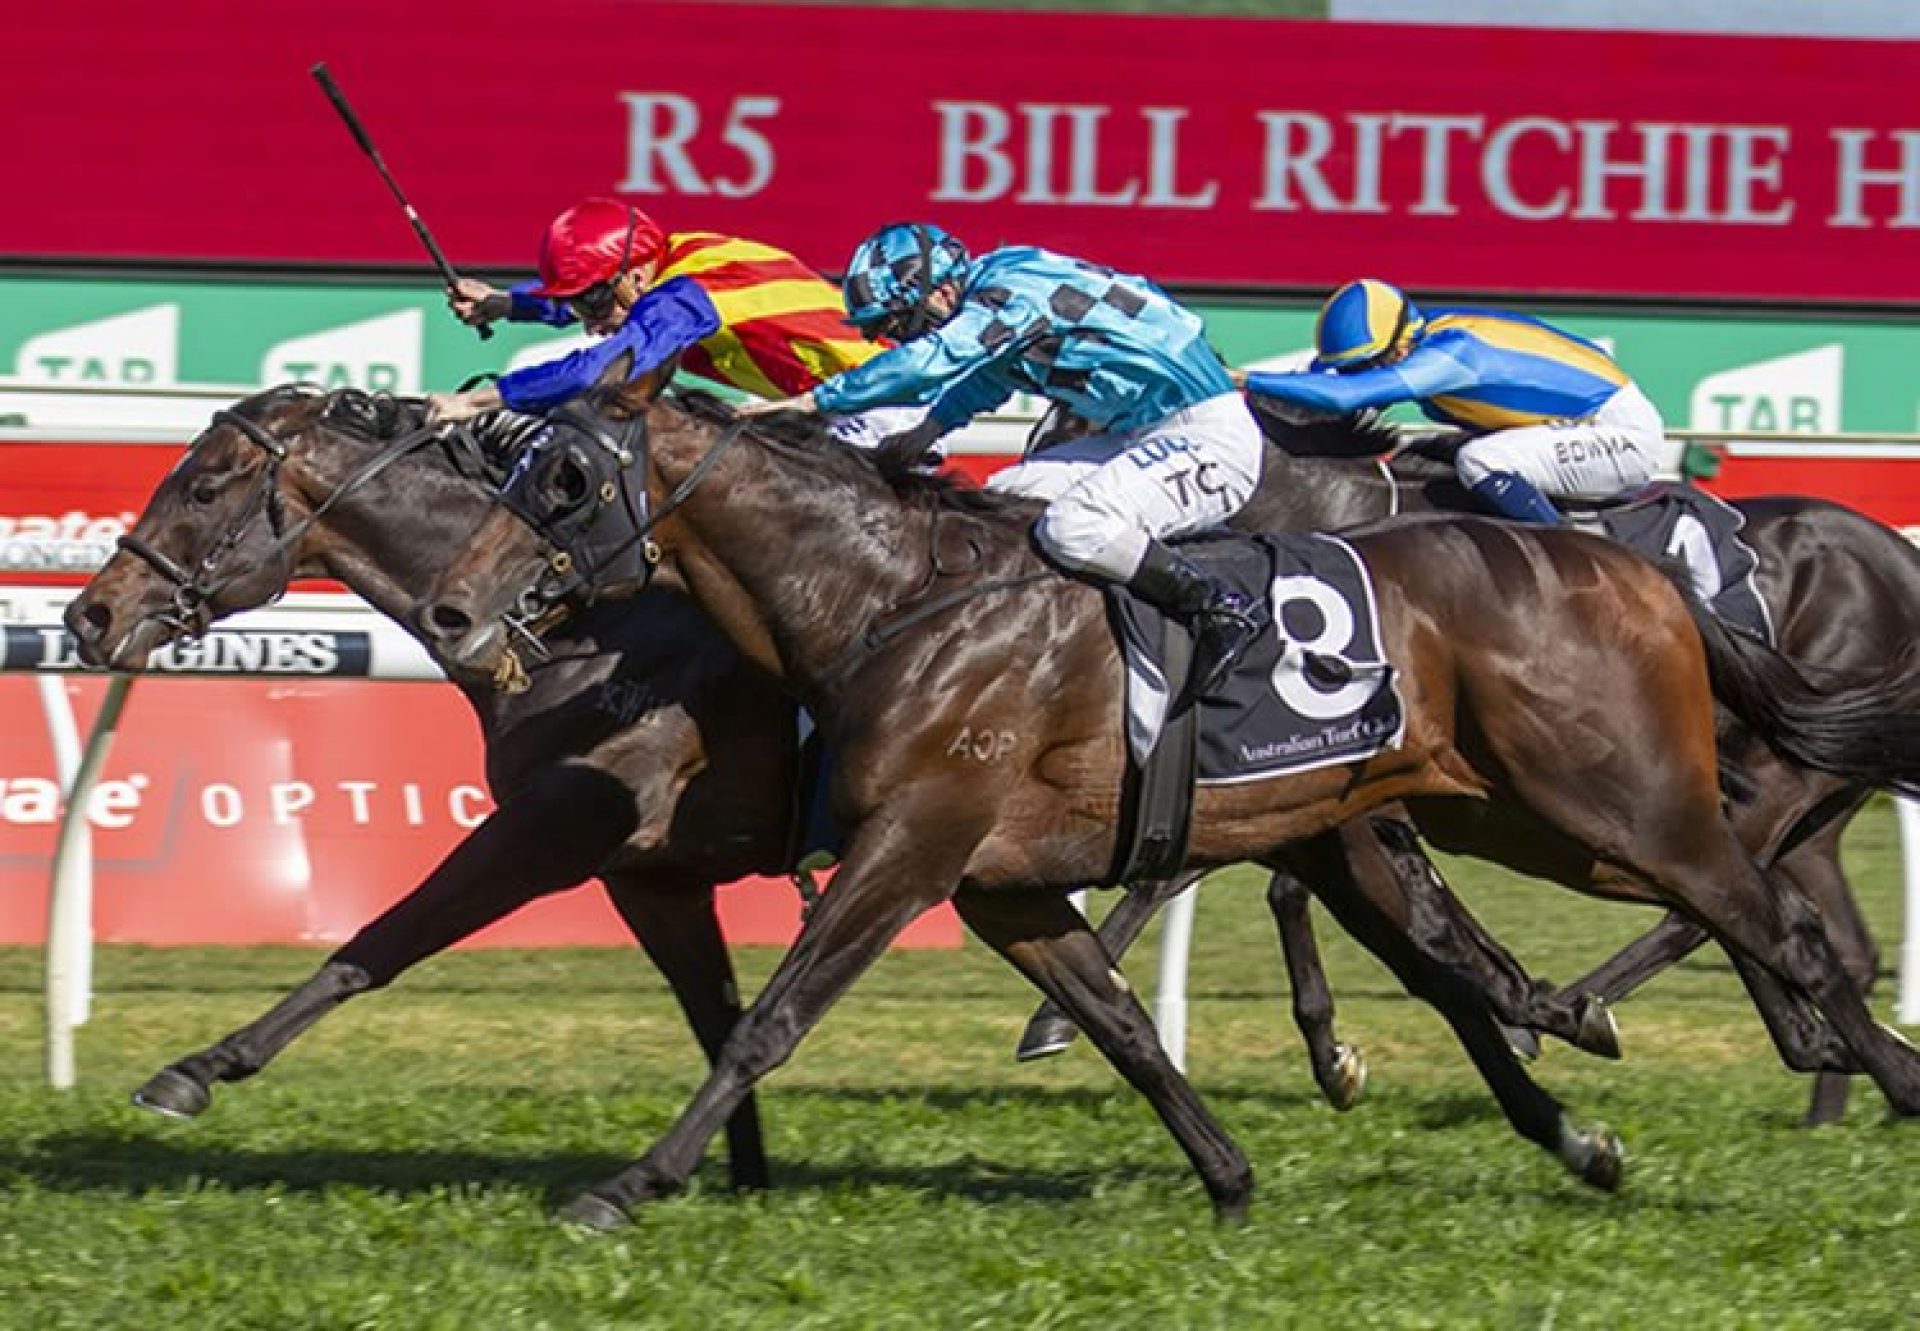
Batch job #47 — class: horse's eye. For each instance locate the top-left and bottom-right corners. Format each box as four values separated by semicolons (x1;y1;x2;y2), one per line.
189;477;220;506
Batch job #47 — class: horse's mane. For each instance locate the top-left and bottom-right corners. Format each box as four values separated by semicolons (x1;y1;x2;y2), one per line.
309;387;542;481
666;390;1027;520
1249;398;1404;459
1248;397;1462;486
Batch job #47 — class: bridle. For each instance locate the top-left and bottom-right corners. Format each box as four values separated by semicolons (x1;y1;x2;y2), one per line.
496;396;1050;693
115;396;490;638
496;397;747;633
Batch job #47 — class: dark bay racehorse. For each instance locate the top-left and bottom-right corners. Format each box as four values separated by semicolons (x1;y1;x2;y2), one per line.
64;385;793;1190
1028;406;1920;1124
418;386;1920;1227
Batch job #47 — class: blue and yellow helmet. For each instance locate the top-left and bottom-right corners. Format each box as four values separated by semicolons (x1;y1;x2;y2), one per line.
842;223;972;340
1312;279;1426;372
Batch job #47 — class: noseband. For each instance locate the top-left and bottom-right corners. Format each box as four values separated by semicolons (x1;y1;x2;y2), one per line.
115;408;293;636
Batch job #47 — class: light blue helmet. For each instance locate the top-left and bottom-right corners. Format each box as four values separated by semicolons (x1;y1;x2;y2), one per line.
1312;278;1427;372
842;223;972;341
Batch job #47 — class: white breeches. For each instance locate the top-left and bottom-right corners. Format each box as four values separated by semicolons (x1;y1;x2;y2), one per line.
1455;383;1665;501
985;392;1264;581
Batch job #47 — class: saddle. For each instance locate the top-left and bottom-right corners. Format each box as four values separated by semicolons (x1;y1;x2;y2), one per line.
1108;531;1406;884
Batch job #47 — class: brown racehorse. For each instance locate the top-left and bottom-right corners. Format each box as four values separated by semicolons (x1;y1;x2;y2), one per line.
1026;406;1920;1125
417;385;1920;1228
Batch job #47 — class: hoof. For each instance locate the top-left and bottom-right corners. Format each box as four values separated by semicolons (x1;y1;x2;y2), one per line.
1210;1172;1254;1227
1576;1130;1625;1193
556;1192;630;1232
1573;997;1622;1061
1322;1044;1368;1113
1502;1024;1542;1063
132;1067;212;1120
1212;1195;1252;1228
1015;1012;1079;1063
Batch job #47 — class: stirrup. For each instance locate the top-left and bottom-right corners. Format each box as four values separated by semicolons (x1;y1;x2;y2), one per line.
1192;602;1266;698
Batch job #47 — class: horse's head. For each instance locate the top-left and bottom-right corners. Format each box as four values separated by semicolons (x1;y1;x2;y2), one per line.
64;384;479;670
419;355;683;686
65;386;340;668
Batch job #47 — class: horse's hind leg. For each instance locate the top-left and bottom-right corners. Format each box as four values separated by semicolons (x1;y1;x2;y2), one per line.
1766;816;1879;1126
957;886;1255;1222
1266;863;1367;1109
1015;870;1204;1062
602;872;769;1191
134;765;640;1120
1615;822;1920;1115
1274;833;1623;1191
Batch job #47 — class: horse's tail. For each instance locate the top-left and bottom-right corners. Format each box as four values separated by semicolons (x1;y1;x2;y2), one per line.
1668;566;1920;798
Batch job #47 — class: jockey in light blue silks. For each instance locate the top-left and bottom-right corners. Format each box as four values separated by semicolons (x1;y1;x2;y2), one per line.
1242;279;1666;526
743;223;1268;695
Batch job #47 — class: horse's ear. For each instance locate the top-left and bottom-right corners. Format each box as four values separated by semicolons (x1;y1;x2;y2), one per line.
595;351;678;419
592;349;637;397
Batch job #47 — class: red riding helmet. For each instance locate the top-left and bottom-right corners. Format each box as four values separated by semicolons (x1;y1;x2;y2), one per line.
527;198;666;299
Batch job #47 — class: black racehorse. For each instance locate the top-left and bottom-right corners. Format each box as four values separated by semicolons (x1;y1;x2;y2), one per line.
417;380;1920;1227
1023;404;1920;1126
65;384;796;1190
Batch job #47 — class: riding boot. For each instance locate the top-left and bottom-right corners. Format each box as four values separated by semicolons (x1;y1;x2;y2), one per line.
1127;541;1269;698
1470;472;1563;525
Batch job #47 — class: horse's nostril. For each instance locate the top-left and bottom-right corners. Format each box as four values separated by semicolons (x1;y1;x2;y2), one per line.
67;600;111;643
423;603;473;639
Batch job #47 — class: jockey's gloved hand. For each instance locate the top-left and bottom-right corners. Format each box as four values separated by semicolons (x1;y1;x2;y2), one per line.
447;277;511;328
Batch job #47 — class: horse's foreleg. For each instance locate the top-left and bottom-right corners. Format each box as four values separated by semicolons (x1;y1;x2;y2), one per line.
1557;912;1708;1011
1275;832;1623;1191
601;873;769;1191
959;885;1254;1222
1343;817;1619;1061
134;764;639;1119
1014;870;1204;1062
559;816;966;1230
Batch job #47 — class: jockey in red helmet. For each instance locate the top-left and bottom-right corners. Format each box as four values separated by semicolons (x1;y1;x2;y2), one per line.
427;198;920;447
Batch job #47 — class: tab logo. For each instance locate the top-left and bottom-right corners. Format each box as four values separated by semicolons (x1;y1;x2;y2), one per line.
263;310;422;393
14;304;180;387
1688;345;1842;434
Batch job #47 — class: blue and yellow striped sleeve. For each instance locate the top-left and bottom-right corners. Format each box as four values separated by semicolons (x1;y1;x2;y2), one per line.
1244;344;1475;415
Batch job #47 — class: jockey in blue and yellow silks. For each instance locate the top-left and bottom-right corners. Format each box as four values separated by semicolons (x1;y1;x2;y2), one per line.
1241;279;1666;525
742;223;1268;695
425;198;920;447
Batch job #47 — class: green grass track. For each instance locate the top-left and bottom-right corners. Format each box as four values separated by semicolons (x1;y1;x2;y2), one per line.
1;800;1915;1328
